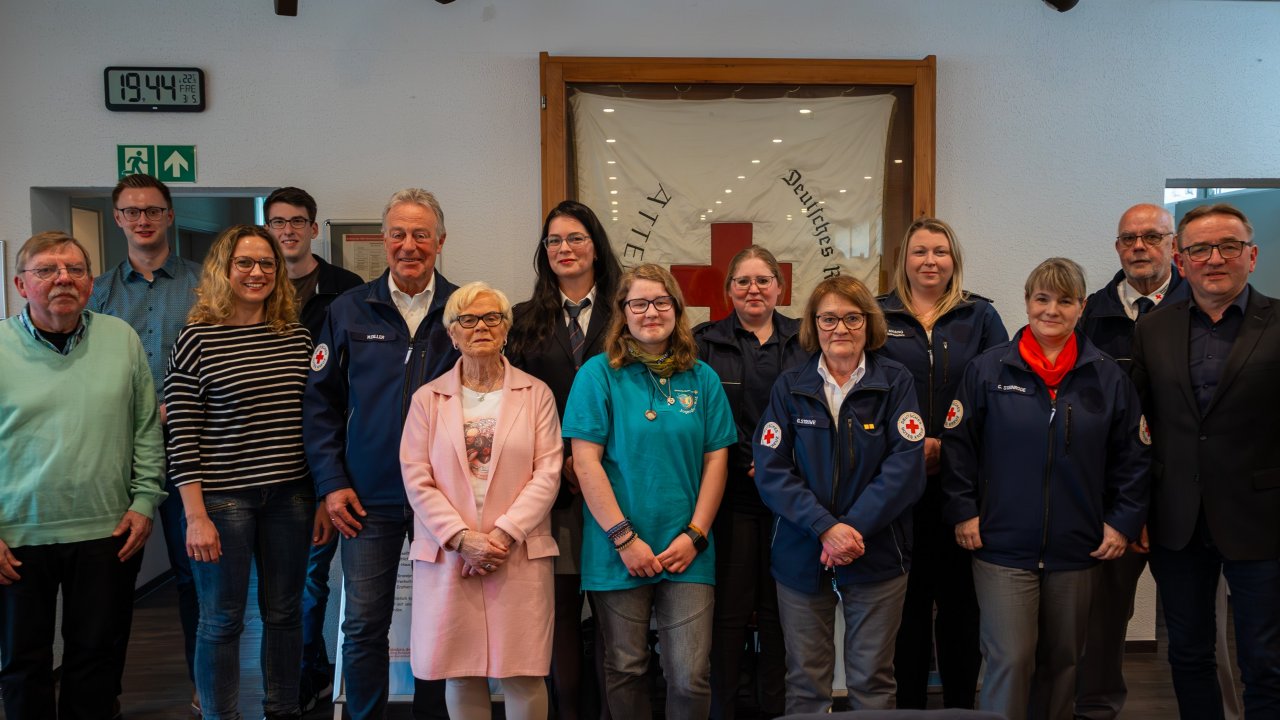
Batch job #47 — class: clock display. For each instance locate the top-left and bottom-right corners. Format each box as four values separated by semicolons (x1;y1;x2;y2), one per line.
104;67;205;112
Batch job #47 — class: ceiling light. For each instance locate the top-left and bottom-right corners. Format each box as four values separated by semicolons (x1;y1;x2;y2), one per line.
737;175;746;180
603;108;615;113
607;160;616;165
894;159;904;164
839;189;847;193
610;190;618;195
864;176;873;180
724;189;732;194
605;138;616;143
799;109;812;115
772;138;782;143
751;159;761;164
608;176;617;180
715;200;722;205
611;201;618;205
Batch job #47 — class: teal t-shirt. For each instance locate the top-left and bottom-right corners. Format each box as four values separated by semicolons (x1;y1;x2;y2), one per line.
563;355;736;591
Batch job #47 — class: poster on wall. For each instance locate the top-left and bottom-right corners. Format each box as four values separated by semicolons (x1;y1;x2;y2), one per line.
343;233;388;282
572;92;895;325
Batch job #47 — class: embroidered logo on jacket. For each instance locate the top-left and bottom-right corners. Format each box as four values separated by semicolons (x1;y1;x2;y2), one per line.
944;400;964;429
311;343;330;372
760;421;782;448
897;411;926;442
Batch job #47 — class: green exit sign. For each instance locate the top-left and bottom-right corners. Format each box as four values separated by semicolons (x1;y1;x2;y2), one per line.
117;144;197;183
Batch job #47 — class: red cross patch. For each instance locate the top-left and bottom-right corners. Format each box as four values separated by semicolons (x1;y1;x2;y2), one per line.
310;342;330;372
944;399;964;429
1139;415;1151;446
760;421;782;449
897;411;926;442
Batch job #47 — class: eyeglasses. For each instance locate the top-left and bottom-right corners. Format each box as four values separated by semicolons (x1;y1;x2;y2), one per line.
453;312;505;328
730;275;776;290
543;233;591;250
267;216;312;230
623;296;675;314
21;264;88;281
1116;232;1172;248
816;313;866;331
115;206;169;222
231;256;278;274
1180;240;1252;263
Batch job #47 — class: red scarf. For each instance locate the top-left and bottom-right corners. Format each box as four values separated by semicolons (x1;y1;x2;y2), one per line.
1018;329;1078;399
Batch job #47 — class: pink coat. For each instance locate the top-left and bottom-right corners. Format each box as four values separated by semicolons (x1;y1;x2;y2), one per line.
400;358;562;679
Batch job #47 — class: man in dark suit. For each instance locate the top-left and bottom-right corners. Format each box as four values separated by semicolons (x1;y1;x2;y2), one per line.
1131;203;1280;719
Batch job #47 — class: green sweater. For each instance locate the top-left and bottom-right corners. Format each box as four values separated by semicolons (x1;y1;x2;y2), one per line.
0;311;165;548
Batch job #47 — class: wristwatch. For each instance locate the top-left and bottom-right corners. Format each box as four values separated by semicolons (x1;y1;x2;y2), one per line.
683;526;708;552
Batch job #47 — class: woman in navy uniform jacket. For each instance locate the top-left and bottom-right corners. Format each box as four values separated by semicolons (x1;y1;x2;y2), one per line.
877;218;1006;710
941;257;1149;720
753;275;925;714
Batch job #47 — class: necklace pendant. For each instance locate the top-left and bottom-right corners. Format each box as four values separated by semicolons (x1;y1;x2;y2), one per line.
644;409;658;421
659;377;667;385
666;396;676;405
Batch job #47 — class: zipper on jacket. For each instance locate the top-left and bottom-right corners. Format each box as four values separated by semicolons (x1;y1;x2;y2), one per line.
926;344;935;430
889;520;907;574
1039;396;1057;570
1065;404;1073;454
942;340;950;385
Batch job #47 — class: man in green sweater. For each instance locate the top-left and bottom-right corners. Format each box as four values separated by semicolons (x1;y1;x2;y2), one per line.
0;231;166;720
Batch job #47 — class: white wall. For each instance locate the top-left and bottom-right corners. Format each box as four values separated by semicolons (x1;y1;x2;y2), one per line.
4;0;1279;318
3;0;1278;641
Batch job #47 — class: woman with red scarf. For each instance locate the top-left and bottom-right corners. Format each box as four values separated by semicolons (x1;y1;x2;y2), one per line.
940;257;1150;720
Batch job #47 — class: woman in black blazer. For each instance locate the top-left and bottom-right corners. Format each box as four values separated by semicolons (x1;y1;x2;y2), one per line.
507;200;623;720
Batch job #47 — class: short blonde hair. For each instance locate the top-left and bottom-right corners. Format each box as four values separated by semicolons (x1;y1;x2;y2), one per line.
1024;257;1086;301
188;225;297;333
603;263;697;373
442;281;512;329
799;275;888;353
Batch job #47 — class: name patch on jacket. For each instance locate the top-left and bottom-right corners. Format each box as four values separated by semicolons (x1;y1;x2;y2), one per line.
994;383;1032;395
887;328;909;338
363;333;388;341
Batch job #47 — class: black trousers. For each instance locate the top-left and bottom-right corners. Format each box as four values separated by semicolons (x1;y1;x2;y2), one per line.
893;480;981;709
0;535;141;720
709;507;786;720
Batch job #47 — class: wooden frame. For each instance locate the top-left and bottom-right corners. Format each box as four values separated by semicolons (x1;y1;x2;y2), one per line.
539;53;936;222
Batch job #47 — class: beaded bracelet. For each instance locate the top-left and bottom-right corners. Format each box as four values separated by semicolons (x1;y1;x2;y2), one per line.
612;529;637;548
615;532;639;551
606;518;633;542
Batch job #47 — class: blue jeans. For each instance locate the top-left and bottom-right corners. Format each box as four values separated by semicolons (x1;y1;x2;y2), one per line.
191;481;314;720
338;503;413;720
1150;527;1280;719
594;580;715;720
301;534;337;675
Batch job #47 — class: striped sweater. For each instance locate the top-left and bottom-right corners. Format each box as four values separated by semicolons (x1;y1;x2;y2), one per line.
164;322;312;491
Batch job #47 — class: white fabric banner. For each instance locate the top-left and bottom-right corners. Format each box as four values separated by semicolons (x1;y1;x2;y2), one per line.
572;92;896;324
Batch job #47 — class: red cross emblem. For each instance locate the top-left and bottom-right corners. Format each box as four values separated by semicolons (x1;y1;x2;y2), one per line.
897;411;926;441
310;342;330;372
760;421;782;448
946;406;957;423
670;223;793;321
904;418;921;435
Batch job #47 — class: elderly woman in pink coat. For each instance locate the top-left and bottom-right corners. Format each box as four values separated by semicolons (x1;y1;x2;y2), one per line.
401;281;562;720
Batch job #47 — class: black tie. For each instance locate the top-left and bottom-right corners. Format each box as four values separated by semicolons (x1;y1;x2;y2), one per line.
1135;297;1155;318
566;298;591;367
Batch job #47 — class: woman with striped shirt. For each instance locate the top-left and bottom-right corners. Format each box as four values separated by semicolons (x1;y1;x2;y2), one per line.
166;224;318;720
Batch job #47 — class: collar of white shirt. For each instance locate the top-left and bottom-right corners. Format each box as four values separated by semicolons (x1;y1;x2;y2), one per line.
560;286;598;328
1118;274;1172;321
816;352;867;418
389;272;436;335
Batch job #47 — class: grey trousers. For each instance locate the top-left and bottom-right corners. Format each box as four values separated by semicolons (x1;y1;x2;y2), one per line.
972;558;1095;720
775;574;908;714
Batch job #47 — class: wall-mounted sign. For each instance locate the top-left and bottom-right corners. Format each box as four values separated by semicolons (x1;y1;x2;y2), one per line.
118;144;197;183
104;66;205;112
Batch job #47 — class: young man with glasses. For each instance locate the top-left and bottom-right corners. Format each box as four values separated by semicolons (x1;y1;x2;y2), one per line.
89;172;203;716
1131;203;1280;719
263;186;364;712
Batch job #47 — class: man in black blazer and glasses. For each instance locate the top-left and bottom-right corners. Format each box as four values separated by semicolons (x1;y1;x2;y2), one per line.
1131;203;1280;719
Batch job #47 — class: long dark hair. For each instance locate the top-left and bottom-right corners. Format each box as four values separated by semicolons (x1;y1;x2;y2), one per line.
507;200;622;358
